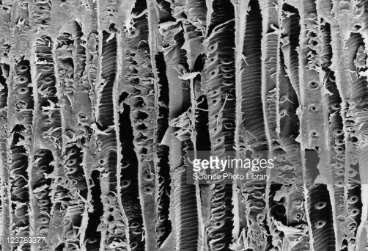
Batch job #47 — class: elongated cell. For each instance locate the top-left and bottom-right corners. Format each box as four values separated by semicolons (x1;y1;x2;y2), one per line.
153;53;171;247
6;59;36;251
159;2;202;250
298;0;337;250
93;25;129;249
236;0;270;250
260;0;279;148
329;4;368;248
54;23;94;249
150;1;203;250
46;32;76;248
318;12;353;249
272;48;310;250
121;5;157;249
204;0;235;250
145;0;174;246
32;35;63;249
259;1;287;249
341;33;366;250
82;21;104;251
181;1;208;250
118;102;144;250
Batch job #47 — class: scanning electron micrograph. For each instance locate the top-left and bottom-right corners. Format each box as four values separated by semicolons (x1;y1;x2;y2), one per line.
1;0;368;250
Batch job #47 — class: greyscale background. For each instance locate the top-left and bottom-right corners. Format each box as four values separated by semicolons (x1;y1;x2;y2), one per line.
0;0;367;250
